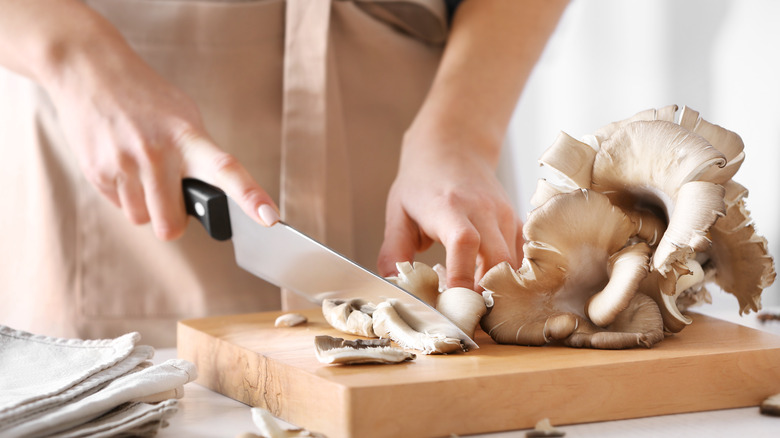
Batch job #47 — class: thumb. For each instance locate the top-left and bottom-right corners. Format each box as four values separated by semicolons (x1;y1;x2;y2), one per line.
181;135;280;226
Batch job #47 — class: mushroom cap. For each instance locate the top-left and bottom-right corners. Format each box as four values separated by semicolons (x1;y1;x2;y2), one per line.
386;261;440;306
479;189;652;346
706;180;776;315
321;298;377;338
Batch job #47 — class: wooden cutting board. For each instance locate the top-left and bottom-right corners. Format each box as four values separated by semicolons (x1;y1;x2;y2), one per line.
177;309;780;438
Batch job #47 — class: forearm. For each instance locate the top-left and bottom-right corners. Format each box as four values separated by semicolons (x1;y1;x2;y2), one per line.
0;0;136;92
407;0;569;165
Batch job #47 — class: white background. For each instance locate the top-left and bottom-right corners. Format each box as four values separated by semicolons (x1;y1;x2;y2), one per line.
503;0;780;308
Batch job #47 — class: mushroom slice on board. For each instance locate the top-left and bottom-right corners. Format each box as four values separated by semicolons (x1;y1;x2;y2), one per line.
314;335;415;365
321;298;377;338
372;301;463;354
386;261;488;340
479;189;663;349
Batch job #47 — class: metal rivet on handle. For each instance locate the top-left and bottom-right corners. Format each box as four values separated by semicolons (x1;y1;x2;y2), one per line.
194;202;206;217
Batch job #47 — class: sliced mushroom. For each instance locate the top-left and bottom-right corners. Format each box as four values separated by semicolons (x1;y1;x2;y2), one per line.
372;301;463;354
251;407;327;437
526;417;565;437
387;261;487;341
321;299;377;338
274;313;308;328
435;287;488;339
760;393;780;417
313;335;415;365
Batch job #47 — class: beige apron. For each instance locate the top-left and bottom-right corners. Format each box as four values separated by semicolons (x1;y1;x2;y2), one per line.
0;0;447;346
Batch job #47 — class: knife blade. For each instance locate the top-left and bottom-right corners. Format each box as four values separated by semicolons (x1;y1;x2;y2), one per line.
182;178;478;350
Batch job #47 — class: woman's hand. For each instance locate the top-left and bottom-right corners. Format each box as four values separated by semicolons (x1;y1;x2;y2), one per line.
376;0;568;289
0;0;279;240
378;127;523;290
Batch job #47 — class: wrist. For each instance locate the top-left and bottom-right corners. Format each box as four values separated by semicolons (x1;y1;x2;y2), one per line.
402;102;505;169
30;4;130;98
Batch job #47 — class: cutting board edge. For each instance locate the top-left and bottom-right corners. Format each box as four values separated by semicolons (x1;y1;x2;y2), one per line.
341;346;780;437
177;319;360;437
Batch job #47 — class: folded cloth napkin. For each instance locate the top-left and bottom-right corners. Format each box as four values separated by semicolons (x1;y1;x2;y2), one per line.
0;325;197;438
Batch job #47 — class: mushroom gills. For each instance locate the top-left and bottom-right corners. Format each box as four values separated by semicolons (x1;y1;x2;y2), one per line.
314;335;415;365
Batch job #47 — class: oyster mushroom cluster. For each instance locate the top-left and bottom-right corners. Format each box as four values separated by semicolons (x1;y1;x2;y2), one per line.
480;105;775;349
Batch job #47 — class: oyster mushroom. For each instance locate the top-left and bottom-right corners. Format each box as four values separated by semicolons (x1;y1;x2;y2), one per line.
372;301;463;354
274;313;308;328
566;293;664;349
387;261;488;339
705;180;776;315
321;298;376;337
638;257;704;333
251;407;326;437
479;189;663;349
531;105;774;333
760;393;780;417
387;261;440;306
591;121;727;276
436;287;488;339
313;335;415;365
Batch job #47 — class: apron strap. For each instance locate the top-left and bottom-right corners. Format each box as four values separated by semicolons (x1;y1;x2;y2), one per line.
281;0;332;242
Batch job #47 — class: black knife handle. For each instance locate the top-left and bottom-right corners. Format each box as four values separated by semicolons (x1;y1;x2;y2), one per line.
182;178;232;241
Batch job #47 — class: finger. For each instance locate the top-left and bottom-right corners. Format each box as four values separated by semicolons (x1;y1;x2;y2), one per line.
141;155;188;241
474;217;515;280
115;172;151;225
441;218;481;290
377;209;420;277
181;136;279;226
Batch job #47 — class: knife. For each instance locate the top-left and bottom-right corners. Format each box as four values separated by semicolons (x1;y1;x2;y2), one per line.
182;178;478;350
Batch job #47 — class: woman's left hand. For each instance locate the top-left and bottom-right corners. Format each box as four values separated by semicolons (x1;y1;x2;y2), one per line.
378;126;523;290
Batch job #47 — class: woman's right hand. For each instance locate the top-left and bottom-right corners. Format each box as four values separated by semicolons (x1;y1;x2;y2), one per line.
2;0;279;240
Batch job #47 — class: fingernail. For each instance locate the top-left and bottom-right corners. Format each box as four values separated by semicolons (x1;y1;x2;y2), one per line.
258;204;280;227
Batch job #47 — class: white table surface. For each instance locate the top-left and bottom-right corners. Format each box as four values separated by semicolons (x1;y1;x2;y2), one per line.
155;307;780;438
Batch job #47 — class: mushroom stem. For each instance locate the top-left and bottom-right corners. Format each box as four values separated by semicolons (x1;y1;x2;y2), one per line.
435;287;488;338
586;243;651;327
372;301;463;354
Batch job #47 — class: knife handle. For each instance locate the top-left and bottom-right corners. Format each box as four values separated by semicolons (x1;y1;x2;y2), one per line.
182;178;232;241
